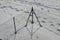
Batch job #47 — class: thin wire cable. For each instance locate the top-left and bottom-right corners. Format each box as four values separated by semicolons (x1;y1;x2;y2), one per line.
30;7;34;39
43;27;60;36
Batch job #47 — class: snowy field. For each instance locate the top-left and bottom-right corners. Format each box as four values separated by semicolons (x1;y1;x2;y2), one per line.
0;0;60;40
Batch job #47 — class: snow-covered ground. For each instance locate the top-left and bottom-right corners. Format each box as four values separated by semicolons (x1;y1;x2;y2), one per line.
0;0;60;40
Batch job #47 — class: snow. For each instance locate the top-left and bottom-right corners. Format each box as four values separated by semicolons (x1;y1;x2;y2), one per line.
0;0;60;40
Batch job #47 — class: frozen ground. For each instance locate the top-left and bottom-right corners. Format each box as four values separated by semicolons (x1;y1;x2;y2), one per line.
0;0;60;40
